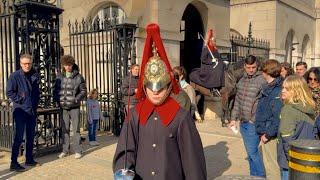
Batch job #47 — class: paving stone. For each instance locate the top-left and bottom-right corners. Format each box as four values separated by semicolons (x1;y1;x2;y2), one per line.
0;118;249;179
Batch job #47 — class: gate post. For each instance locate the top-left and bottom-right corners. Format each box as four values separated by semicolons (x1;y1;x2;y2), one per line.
113;23;136;136
247;22;253;56
13;0;64;155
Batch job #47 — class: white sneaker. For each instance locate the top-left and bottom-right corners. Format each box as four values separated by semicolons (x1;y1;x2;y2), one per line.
89;141;95;146
58;152;67;159
75;153;82;159
93;141;100;146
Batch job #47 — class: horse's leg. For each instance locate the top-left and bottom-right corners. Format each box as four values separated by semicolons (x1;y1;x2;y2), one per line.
220;89;227;119
220;88;230;127
195;91;204;121
227;94;236;121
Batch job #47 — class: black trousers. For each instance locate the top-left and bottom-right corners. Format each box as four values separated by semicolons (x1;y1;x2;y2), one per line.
11;108;36;164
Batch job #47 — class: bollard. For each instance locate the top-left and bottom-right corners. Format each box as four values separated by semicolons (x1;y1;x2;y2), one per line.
289;139;320;180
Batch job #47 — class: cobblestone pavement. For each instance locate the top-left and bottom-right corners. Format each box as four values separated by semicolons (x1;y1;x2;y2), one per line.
0;117;248;180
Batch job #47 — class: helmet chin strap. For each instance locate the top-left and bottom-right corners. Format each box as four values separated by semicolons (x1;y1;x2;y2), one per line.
144;83;173;106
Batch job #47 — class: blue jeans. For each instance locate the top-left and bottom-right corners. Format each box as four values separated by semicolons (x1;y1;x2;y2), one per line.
88;119;98;142
281;169;288;180
240;121;266;177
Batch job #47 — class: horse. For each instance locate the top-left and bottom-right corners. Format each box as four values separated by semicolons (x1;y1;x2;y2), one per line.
219;60;245;126
190;59;244;125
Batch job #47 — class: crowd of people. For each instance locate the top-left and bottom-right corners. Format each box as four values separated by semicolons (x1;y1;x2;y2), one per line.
6;23;320;180
227;58;320;180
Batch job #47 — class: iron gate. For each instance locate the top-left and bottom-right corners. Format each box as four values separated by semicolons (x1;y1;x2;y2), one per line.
229;23;270;63
0;0;63;155
68;17;136;136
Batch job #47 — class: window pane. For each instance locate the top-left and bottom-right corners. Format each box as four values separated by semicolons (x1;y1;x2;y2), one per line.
93;5;125;25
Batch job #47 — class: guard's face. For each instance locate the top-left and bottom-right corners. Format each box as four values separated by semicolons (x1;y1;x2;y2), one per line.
208;37;216;46
63;64;73;73
20;57;32;73
146;86;169;105
295;65;306;77
244;62;257;76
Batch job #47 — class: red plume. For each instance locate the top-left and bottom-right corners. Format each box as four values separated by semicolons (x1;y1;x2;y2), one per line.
135;23;180;101
206;29;217;52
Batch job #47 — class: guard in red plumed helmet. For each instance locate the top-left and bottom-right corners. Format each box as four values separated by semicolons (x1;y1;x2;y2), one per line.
113;23;206;180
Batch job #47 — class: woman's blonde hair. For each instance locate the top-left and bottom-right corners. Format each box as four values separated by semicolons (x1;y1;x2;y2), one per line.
88;89;99;99
283;75;315;109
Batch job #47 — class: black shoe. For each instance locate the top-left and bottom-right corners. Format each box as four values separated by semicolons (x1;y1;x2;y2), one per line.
10;163;26;172
25;160;39;167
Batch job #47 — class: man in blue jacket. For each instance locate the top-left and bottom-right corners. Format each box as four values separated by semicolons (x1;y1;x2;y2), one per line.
6;54;40;172
255;59;283;179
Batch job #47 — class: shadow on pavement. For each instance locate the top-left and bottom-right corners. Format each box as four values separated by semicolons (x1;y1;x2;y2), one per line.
81;132;118;157
0;132;119;179
204;141;231;180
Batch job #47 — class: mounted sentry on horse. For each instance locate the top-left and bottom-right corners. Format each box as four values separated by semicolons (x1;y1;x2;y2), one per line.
189;29;225;97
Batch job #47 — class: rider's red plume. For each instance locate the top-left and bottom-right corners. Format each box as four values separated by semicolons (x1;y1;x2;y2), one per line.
206;29;217;52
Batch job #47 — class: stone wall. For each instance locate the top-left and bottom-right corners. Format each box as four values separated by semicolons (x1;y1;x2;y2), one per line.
230;0;316;67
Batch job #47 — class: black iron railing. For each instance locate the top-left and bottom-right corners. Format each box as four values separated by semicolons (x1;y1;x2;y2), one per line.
229;22;270;63
0;0;63;154
68;17;136;135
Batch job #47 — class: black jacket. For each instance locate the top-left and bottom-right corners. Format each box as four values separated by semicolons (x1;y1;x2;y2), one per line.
54;65;87;109
121;74;139;105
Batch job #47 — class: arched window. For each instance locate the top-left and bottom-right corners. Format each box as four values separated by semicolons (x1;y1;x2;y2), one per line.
93;4;125;26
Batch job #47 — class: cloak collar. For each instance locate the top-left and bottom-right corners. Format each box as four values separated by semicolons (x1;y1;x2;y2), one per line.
135;97;180;126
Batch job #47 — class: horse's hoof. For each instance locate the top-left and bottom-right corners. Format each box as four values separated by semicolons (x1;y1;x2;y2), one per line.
197;120;203;123
221;122;228;127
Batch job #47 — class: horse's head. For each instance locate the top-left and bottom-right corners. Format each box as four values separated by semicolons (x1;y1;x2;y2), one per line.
227;60;244;82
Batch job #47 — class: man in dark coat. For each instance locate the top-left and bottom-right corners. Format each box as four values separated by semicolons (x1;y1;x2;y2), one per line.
7;54;40;171
121;64;139;115
54;55;87;159
113;23;206;180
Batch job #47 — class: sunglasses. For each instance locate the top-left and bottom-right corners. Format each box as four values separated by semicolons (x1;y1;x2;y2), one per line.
308;77;318;82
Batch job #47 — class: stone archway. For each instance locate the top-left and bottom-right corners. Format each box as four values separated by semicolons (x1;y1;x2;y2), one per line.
230;28;243;38
284;29;298;65
301;34;311;65
180;3;204;79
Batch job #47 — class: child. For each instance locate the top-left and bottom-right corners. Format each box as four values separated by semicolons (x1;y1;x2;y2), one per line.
278;75;317;180
87;89;101;146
